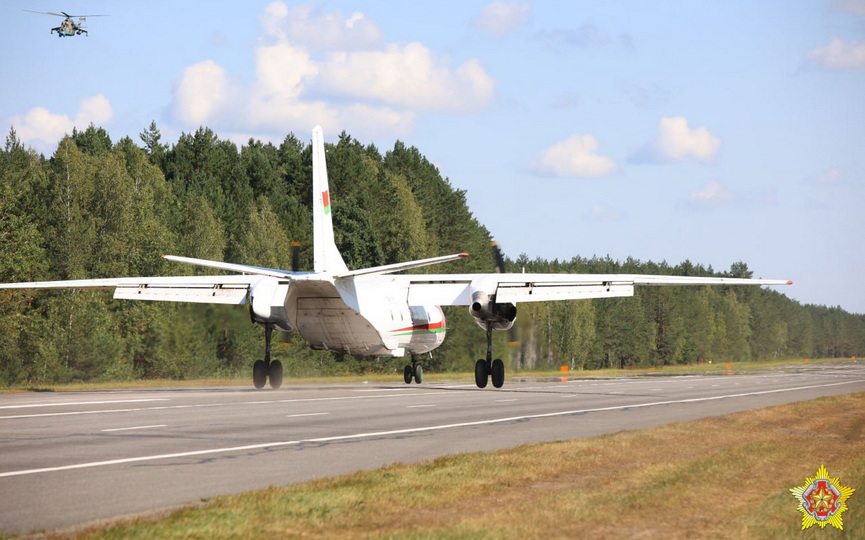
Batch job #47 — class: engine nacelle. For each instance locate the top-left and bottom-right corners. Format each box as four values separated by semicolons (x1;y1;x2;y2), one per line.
248;277;293;332
469;287;517;331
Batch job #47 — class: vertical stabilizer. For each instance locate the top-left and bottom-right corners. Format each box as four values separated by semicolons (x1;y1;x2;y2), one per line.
312;126;349;274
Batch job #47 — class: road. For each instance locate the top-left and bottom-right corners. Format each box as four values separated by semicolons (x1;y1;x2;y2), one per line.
1;361;863;535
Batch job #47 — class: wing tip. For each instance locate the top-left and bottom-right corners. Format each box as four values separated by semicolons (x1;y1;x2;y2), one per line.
460;252;469;258
786;280;794;285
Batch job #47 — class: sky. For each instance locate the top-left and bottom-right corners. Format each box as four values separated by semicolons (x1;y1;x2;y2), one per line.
3;1;864;314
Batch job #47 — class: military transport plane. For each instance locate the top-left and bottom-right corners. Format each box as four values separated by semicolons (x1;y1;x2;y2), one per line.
0;127;792;389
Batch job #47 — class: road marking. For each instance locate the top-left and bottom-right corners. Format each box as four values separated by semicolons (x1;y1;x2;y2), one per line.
495;399;518;403
407;404;437;409
2;378;861;479
101;425;166;432
0;399;170;410
286;413;329;418
0;391;468;421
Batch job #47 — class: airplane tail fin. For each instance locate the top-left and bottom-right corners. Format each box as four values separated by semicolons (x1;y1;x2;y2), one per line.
312;126;349;275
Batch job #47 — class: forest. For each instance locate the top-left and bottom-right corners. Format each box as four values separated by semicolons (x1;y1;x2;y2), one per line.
1;124;863;386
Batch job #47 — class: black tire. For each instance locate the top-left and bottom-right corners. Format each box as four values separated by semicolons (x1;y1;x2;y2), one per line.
269;360;283;389
491;359;505;388
404;365;413;384
474;359;489;388
253;360;268;389
414;364;424;384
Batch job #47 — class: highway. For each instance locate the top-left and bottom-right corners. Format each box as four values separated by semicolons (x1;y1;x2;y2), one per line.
1;361;863;535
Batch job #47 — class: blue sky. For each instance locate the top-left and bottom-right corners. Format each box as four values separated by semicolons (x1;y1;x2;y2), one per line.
4;1;864;313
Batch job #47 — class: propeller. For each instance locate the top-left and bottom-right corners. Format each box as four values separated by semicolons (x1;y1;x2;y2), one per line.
291;242;301;273
491;242;519;347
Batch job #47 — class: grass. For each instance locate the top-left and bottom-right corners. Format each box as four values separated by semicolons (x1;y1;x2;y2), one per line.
2;357;853;394
64;391;864;539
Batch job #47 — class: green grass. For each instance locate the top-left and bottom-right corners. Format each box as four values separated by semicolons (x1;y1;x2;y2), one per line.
63;390;864;538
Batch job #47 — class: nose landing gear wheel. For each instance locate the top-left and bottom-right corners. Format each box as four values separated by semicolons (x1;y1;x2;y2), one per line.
404;356;425;384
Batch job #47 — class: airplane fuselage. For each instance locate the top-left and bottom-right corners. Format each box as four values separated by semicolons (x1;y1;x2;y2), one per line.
248;274;446;357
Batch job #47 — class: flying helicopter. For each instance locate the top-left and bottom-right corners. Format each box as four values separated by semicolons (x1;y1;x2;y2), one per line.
23;10;107;37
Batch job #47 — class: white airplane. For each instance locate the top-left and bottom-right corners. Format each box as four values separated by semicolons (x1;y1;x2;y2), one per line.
0;126;793;389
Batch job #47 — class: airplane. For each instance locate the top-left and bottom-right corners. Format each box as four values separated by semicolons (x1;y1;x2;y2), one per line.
0;126;793;390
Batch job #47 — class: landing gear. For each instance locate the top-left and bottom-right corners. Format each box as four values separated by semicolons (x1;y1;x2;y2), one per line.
475;324;505;389
403;355;424;384
252;323;283;389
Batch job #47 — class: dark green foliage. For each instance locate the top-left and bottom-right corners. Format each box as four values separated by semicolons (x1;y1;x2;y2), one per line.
0;125;863;386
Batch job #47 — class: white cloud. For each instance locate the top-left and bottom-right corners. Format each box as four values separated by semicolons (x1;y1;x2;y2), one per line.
591;204;623;222
261;1;381;51
12;94;113;151
806;38;865;71
633;116;721;163
174;60;235;125
817;167;844;185
532;134;617;178
317;44;494;112
688;181;735;206
475;0;531;37
172;1;494;138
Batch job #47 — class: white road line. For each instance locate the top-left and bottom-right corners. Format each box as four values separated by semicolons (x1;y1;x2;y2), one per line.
101;425;166;432
286;413;329;418
0;399;170;410
0;391;468;421
407;404;437;409
495;399;518;403
2;378;861;479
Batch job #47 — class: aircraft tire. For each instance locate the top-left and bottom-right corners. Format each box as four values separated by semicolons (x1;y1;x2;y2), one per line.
414;364;424;384
491;359;505;388
269;360;283;389
253;360;268;389
474;359;489;388
404;365;413;384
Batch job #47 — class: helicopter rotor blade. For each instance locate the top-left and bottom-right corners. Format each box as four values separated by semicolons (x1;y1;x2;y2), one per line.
22;10;67;17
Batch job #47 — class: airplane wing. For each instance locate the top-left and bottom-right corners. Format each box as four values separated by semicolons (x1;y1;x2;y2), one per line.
400;273;793;306
0;275;261;305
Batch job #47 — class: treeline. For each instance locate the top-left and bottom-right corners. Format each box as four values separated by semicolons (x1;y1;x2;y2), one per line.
0;124;862;385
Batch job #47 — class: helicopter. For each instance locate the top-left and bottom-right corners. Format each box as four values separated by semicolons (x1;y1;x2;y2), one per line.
23;10;107;37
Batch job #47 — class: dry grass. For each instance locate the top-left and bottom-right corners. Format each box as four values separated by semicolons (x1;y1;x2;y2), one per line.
69;391;864;539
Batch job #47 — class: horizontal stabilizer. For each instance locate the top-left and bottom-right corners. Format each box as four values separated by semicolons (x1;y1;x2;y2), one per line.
162;255;305;278
337;253;469;278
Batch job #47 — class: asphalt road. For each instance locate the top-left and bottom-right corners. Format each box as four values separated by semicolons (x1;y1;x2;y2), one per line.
2;362;863;535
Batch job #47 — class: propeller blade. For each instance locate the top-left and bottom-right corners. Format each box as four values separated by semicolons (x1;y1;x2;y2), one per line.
291;242;301;273
491;241;506;273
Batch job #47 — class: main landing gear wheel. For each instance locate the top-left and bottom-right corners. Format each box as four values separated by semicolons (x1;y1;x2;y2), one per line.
252;323;283;389
403;356;424;384
253;360;268;389
474;359;489;388
474;323;506;389
491;359;505;388
269;360;283;389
